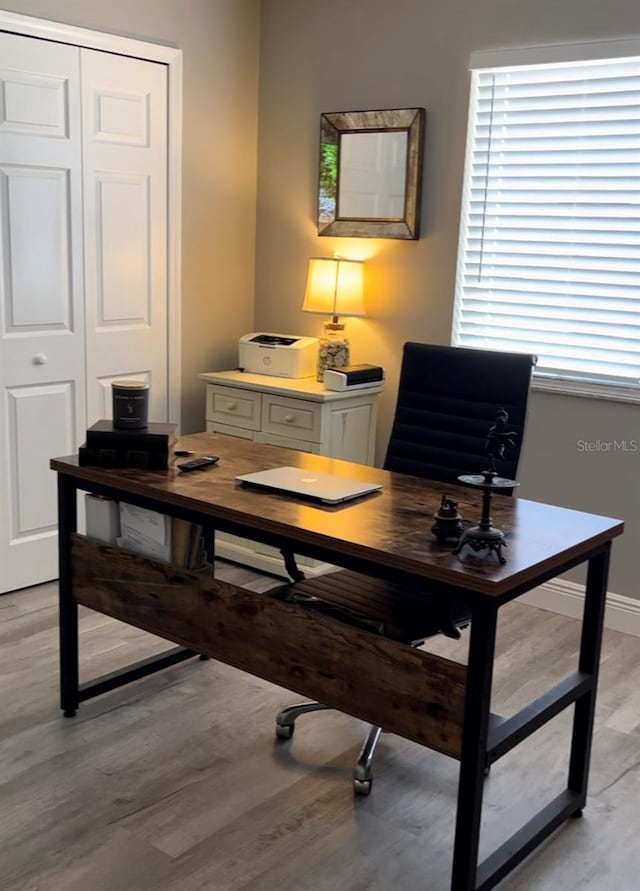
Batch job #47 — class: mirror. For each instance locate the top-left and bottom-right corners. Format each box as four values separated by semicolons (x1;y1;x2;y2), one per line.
318;108;425;240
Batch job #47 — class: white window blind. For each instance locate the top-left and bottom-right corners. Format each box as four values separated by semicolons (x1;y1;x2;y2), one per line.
453;54;640;391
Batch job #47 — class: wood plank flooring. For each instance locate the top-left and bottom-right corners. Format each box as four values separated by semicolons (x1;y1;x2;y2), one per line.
1;563;639;891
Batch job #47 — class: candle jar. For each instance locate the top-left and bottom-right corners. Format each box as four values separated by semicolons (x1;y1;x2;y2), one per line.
111;380;149;429
317;321;350;382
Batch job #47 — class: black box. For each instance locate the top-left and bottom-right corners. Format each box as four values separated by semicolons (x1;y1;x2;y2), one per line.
78;442;172;470
86;419;177;452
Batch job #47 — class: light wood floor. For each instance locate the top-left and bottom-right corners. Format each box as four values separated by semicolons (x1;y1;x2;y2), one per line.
1;563;640;891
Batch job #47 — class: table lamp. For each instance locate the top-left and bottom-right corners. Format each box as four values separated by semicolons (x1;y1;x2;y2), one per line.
302;257;366;381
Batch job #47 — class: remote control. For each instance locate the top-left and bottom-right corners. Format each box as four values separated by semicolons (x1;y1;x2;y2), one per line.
177;455;219;472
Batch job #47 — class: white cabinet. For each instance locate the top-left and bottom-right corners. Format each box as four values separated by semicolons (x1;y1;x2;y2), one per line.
199;370;383;576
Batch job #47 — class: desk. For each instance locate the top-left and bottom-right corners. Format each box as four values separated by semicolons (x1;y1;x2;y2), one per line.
51;432;623;891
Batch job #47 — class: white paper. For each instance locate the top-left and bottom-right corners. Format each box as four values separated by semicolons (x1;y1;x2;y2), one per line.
119;503;168;545
116;502;172;562
116;531;171;563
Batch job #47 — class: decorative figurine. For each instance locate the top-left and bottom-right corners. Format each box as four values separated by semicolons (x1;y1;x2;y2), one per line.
484;407;517;468
453;408;519;564
431;494;464;543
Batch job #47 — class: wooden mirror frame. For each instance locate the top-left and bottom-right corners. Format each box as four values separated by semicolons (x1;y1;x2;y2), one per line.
317;107;425;240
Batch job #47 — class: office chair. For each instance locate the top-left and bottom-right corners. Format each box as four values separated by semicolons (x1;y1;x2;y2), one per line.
274;342;536;795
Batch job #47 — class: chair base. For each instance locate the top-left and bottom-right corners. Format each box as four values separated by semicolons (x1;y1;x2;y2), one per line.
275;700;382;796
275;700;331;738
276;700;492;795
353;724;382;795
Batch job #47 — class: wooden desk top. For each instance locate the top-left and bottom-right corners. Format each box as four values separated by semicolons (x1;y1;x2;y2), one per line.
52;432;623;600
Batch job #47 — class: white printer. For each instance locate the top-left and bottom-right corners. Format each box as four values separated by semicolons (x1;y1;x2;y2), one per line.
238;333;318;378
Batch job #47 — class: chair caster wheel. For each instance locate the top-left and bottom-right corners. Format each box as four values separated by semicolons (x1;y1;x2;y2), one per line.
571;809;583;819
198;654;210;661
353;778;372;796
275;723;294;740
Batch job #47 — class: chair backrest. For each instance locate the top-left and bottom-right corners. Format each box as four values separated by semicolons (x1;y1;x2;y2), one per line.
383;342;535;488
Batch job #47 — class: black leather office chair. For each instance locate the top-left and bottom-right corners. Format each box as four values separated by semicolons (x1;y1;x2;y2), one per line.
275;342;536;795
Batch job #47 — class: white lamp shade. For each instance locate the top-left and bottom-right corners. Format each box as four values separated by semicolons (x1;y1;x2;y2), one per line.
302;257;366;317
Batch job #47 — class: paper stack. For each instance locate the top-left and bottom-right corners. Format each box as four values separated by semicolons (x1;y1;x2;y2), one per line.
117;503;172;562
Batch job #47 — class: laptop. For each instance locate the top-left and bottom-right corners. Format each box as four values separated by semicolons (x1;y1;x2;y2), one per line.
235;465;382;505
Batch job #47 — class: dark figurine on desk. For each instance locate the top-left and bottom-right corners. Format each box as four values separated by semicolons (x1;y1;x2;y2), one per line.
453;408;520;564
484;408;517;470
432;494;464;543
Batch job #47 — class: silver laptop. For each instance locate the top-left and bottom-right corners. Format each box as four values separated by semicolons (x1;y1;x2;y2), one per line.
235;465;382;504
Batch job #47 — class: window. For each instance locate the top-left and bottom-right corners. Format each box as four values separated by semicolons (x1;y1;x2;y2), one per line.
453;43;640;399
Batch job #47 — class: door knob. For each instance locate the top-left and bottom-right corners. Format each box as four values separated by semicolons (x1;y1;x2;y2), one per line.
33;353;48;365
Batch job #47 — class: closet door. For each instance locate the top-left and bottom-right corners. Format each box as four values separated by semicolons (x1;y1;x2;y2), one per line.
0;33;85;592
0;35;170;594
81;50;168;424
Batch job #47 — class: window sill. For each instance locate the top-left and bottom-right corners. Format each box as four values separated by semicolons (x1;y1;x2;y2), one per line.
533;375;640;404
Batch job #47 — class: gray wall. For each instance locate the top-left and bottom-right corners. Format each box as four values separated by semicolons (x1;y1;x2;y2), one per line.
255;0;640;599
4;0;261;434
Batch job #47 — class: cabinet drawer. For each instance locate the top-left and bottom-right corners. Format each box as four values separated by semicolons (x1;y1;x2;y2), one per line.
261;394;321;443
206;385;261;431
206;421;255;440
254;431;319;453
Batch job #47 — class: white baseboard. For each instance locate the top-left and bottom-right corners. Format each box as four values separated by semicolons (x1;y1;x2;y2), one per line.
521;579;640;638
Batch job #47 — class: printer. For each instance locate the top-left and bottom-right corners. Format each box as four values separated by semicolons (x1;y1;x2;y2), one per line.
238;333;318;378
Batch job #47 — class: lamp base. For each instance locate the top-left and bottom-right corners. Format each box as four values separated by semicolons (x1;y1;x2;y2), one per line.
317;322;349;382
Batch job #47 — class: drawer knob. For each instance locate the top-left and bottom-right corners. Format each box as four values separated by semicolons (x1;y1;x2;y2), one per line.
227;402;237;410
284;414;295;423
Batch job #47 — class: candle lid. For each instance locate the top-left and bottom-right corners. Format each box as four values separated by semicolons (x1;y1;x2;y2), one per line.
111;380;149;390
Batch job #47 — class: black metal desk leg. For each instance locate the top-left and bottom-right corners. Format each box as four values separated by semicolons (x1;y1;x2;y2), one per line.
57;473;79;717
451;602;499;891
568;544;611;812
203;522;215;566
199;523;216;661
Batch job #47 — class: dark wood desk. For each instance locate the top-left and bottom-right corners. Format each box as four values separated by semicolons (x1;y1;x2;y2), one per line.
51;432;624;891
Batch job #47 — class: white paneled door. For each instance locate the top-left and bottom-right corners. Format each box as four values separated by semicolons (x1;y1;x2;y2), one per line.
0;31;170;593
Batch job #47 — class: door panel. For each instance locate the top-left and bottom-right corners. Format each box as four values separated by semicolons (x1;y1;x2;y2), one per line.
0;32;84;592
93;88;150;146
2;166;73;327
0;67;69;137
9;382;75;531
81;50;168;429
96;173;151;321
4;382;75;590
